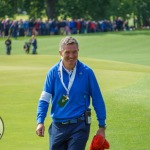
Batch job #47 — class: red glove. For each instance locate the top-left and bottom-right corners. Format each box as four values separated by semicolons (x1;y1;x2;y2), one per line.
90;134;110;150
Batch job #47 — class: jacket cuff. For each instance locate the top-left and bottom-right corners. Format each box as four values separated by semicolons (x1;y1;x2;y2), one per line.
37;118;44;124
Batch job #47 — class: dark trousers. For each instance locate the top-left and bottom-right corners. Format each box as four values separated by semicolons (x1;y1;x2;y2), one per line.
32;47;37;54
49;121;90;150
6;46;11;55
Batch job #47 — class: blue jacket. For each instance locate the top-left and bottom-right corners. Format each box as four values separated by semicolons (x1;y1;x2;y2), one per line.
37;60;106;126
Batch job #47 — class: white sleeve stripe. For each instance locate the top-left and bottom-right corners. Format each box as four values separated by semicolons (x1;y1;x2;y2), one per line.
39;91;52;103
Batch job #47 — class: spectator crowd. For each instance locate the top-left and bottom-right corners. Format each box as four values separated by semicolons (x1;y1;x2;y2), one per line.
0;17;131;38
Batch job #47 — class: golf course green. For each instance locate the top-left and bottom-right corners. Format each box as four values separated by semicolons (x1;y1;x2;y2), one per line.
0;30;150;149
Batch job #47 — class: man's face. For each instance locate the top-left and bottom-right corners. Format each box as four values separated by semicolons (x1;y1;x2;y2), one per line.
59;44;79;70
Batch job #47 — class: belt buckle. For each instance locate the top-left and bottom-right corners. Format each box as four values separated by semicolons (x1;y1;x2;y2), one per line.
62;121;69;124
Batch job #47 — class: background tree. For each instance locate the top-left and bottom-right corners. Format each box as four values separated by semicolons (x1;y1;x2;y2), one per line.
108;0;133;20
0;0;18;18
46;0;58;19
133;0;150;27
0;0;150;28
56;0;110;20
23;0;45;19
108;0;150;27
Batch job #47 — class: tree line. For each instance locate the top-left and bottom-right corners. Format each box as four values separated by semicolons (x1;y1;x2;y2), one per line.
0;0;150;28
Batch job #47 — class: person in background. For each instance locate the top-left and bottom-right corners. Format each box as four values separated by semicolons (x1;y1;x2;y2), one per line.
31;35;37;54
23;41;31;54
36;36;107;150
5;36;12;55
9;20;18;39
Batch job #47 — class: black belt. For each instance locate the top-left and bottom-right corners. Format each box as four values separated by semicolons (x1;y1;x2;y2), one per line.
55;116;85;124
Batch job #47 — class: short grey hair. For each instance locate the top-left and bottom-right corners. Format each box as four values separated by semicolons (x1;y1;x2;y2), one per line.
59;36;79;51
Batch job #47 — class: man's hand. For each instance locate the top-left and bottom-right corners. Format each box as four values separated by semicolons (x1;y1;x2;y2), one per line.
96;127;105;137
36;123;45;137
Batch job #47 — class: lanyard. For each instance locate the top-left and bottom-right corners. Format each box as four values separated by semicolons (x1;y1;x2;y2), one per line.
59;61;76;96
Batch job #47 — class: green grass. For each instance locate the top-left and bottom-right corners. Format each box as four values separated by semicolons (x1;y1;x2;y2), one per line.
0;31;150;149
